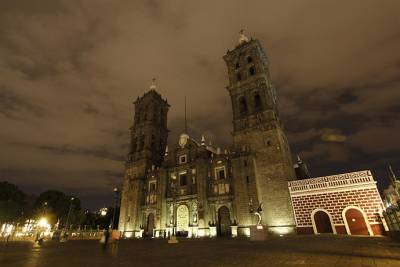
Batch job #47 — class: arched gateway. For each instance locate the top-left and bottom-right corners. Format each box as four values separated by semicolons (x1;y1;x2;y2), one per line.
217;206;231;236
176;205;189;234
344;207;370;235
312;210;334;234
146;213;155;237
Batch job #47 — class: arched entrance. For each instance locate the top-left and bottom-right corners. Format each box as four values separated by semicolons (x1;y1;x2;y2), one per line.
217;206;231;236
344;207;370;236
176;205;189;235
312;210;334;234
146;213;155;237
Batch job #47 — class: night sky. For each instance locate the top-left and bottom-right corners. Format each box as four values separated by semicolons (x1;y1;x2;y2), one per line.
1;1;399;209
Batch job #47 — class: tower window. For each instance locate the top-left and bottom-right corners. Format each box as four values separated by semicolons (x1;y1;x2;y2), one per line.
249;66;256;76
215;166;226;180
246;176;250;184
247;56;253;63
244;159;248;167
239;97;248;116
179;155;187;164
179;173;187;186
236;73;242;81
149;181;156;192
235;62;240;69
254;93;262;111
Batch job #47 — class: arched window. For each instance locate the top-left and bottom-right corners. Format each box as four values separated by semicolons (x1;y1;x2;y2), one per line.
254;93;262;111
249;66;256;76
247;56;253;63
236;73;242;81
235;62;240;69
239;97;248;116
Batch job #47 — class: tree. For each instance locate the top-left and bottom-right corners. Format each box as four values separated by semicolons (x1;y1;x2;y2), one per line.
33;190;81;226
0;181;27;222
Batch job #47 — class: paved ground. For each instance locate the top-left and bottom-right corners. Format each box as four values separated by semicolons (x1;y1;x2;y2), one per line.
0;235;400;267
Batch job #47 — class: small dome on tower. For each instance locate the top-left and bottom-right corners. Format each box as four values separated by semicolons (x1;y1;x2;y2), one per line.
238;29;249;45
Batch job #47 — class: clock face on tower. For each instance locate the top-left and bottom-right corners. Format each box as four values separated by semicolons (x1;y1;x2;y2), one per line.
179;133;189;148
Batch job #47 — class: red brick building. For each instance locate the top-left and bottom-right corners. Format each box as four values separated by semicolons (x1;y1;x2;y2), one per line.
288;170;386;236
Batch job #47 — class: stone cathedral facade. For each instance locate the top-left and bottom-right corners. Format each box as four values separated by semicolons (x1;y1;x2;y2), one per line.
118;33;387;238
118;33;297;238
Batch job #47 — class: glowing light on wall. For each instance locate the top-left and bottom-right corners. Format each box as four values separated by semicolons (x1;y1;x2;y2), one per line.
197;229;205;237
241;227;250;237
231;226;238;237
209;226;217;237
124;232;133;238
192;226;198;238
270;226;292;236
188;228;192;238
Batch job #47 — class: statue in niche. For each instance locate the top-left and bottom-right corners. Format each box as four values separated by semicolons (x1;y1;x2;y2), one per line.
249;198;263;226
192;202;198;224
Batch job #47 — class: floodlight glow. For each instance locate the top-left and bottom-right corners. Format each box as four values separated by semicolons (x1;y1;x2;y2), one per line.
38;218;48;228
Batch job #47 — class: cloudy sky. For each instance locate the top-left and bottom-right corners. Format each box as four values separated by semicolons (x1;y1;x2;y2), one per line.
1;0;399;209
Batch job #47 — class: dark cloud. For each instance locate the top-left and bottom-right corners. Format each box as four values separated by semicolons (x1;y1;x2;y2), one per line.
0;87;45;119
1;0;399;209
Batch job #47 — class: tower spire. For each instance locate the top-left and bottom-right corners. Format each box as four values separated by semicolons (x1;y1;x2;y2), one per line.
150;77;157;90
238;29;249;45
389;164;397;184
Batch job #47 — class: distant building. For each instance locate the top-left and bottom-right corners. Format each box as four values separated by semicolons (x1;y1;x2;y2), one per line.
118;32;386;238
382;166;400;208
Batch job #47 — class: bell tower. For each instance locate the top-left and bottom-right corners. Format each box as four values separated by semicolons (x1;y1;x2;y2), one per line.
224;31;296;235
128;80;169;167
119;79;169;232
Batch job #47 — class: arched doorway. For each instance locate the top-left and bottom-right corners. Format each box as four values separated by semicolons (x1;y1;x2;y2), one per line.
312;210;334;234
146;213;155;237
344;207;370;236
217;206;231;236
176;205;189;235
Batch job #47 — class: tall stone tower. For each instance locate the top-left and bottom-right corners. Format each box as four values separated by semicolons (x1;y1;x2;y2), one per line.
223;32;296;235
118;82;169;232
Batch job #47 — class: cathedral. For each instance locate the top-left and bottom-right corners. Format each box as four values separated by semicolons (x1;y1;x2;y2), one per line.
118;32;386;238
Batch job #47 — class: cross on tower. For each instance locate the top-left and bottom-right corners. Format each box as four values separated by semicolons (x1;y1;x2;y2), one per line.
150;77;157;89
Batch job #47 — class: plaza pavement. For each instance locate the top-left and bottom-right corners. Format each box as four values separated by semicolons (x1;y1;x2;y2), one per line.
0;235;400;267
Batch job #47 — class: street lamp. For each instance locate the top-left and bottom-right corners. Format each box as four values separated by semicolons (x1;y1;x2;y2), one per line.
168;175;178;244
110;187;119;230
100;207;108;217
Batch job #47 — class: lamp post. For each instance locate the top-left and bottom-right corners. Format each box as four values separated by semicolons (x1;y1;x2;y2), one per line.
64;197;75;232
59;197;74;242
110;187;119;230
168;175;178;244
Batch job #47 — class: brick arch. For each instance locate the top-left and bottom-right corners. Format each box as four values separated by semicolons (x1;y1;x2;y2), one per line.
342;206;373;236
311;208;336;234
